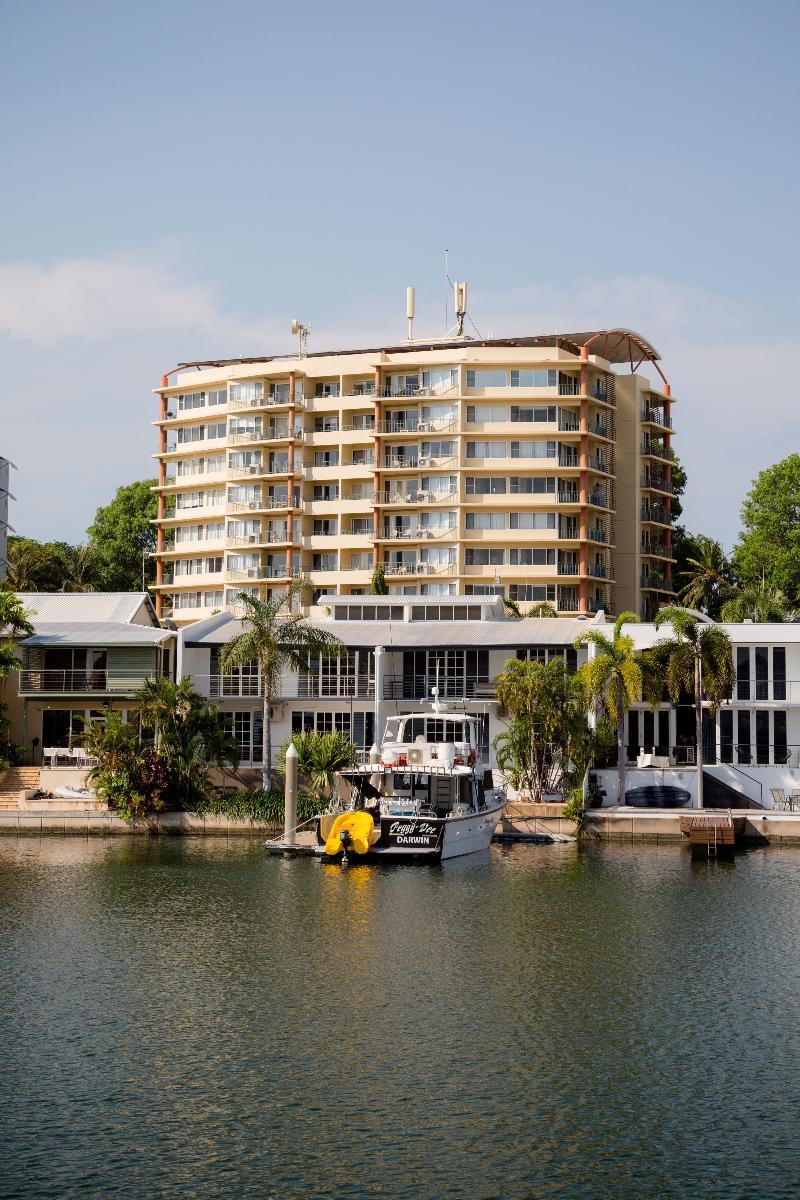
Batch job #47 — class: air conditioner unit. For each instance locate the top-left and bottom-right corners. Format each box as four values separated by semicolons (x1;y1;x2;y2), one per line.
415;491;430;503
419;456;432;468
417;421;430;433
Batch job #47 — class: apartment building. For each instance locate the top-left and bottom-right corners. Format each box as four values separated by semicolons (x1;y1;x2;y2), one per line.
152;329;676;624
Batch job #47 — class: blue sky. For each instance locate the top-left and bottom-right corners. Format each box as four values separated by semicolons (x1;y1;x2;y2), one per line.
1;0;798;547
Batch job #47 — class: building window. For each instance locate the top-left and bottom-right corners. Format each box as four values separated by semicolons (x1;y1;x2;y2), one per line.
510;369;557;388
177;391;206;411
509;548;555;566
736;647;750;700
464;548;504;566
774;711;788;764
465;512;505;530
510;440;556;459
510;476;556;494
314;450;339;467
510;406;557;423
755;646;769;701
737;710;751;764
509;512;556;529
465;477;506;495
230;382;263;403
466;369;507;388
314;415;339;432
772;647;787;701
720;709;734;763
756;710;770;765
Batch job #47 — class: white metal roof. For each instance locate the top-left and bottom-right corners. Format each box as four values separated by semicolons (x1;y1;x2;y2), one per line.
22;622;172;647
184;612;592;650
15;593;156;625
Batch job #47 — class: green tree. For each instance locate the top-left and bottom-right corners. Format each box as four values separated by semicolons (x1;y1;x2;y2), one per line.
678;535;732;617
732;454;800;605
370;563;388;595
6;537;75;592
0;594;34;772
493;657;592;803
720;580;794;623
219;582;345;790
134;676;238;806
87;479;158;591
644;607;734;809
282;730;358;802
670;456;687;523
575;613;642;807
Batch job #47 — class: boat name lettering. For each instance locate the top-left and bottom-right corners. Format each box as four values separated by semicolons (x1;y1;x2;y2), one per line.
388;821;436;836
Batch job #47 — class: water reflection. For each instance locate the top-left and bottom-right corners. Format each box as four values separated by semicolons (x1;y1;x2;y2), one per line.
1;838;799;1199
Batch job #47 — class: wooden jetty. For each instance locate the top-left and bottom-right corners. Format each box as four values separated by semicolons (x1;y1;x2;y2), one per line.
679;812;746;856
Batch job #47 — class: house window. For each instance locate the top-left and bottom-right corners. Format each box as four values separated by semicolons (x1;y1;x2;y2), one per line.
466;369;507;388
774;711;788;764
773;647;786;700
755;647;769;701
736;648;750;700
510;369;557;388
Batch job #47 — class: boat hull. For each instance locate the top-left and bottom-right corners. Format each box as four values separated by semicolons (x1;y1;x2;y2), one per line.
319;802;504;862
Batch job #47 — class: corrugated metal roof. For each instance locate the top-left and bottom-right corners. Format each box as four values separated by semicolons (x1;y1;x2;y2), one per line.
185;613;592;650
22;623;172;647
16;593;155;624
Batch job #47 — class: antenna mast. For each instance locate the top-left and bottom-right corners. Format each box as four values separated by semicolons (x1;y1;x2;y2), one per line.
290;319;310;357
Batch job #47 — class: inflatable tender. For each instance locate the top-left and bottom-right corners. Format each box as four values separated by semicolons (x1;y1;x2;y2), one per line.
323;810;375;857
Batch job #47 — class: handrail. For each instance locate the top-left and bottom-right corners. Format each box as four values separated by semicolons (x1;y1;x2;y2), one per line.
722;761;765;808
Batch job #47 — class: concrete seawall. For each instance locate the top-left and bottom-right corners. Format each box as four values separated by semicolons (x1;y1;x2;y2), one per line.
3;806;800;845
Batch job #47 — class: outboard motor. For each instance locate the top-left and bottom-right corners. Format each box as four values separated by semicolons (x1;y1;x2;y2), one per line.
339;827;352;863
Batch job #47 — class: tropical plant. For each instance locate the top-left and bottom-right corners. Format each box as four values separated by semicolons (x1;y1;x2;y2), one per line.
493;658;593;803
502;597;557;619
282;730;358;801
0;594;34;773
574;613;642;807
643;606;734;809
370;563;388;595
82;714;166;820
720;580;795;623
199;786;326;826
134;676;239;807
677;535;732;617
219;582;345;790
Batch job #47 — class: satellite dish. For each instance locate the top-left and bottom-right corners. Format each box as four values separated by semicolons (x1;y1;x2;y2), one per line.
291;319;299;335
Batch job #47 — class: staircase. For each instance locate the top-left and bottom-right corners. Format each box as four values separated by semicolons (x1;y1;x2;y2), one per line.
703;766;764;809
0;766;41;810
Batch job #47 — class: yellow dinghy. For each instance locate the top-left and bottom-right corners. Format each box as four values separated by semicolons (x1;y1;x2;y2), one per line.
323;811;376;857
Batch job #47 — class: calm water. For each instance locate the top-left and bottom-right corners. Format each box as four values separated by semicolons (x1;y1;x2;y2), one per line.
1;837;799;1200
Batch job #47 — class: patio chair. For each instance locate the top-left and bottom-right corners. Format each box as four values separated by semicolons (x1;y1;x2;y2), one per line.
770;788;788;811
43;747;61;768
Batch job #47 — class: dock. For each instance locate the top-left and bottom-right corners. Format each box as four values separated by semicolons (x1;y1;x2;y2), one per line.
264;829;324;856
679;812;746;857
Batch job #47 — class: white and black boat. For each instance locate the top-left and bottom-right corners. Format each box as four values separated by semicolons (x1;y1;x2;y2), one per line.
317;700;505;862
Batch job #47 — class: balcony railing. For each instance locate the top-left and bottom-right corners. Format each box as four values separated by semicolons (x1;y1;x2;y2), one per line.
557;563;579;576
383;675;494;700
588;564;607;578
588;528;607;543
557;490;580;504
641;406;672;428
558;453;579;468
384;455;419;470
19;669;159;694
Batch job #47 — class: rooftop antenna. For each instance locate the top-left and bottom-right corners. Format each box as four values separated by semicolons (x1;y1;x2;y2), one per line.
406;286;415;341
444;249;449;333
291;318;310;358
454;281;469;336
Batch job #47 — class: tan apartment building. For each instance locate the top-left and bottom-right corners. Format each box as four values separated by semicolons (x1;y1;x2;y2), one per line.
151;329;676;623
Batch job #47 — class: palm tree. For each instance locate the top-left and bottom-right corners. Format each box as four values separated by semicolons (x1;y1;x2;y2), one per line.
284;730;358;802
678;536;730;616
645;606;734;809
720;580;793;622
502;597;557;619
0;593;34;681
575;612;642;807
219;582;345;790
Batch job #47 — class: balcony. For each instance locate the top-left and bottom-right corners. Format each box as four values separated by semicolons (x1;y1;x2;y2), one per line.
588;528;607;543
557;490;580;504
557;563;579;576
383;455;419;470
558;416;580;432
383;675;495;701
19;668;159;695
558;452;579;468
641;406;672;429
588;564;607;578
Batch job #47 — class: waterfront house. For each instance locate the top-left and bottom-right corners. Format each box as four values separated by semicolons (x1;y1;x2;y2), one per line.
5;593;174;767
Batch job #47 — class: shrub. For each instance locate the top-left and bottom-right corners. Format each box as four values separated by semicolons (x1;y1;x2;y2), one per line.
198;786;328;825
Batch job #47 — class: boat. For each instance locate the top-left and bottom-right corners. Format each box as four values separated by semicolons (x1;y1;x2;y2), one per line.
317;698;506;862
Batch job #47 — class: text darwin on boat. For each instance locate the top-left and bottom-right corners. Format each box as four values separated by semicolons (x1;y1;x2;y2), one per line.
318;698;505;862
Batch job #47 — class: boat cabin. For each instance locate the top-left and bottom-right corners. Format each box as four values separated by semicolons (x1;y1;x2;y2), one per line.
380;711;479;770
